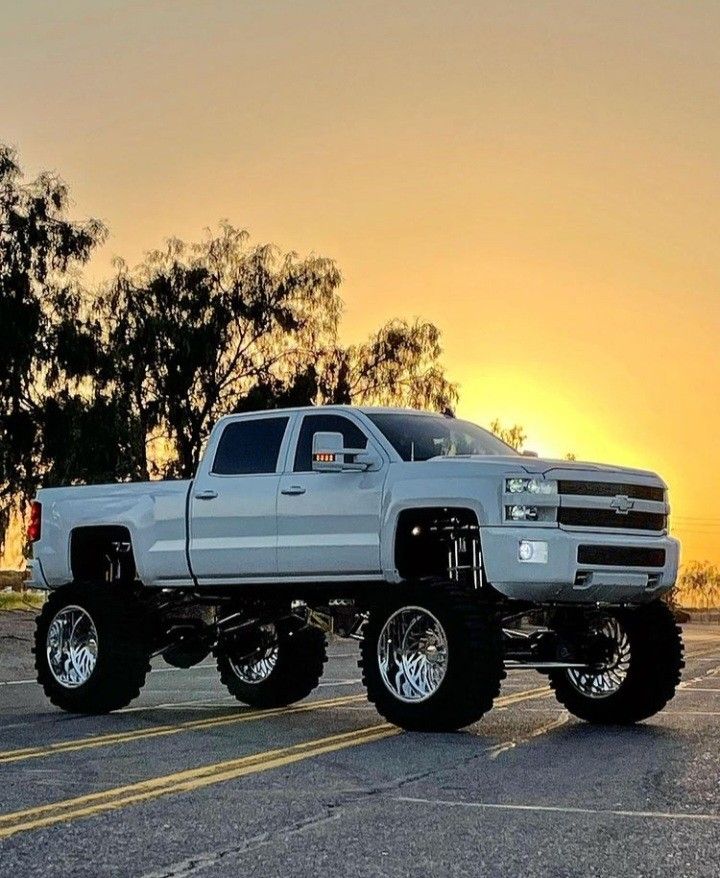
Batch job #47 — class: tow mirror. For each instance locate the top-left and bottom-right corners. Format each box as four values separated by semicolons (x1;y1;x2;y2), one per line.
311;431;378;472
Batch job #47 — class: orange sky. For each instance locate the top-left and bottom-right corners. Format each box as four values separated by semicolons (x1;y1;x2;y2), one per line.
2;1;719;564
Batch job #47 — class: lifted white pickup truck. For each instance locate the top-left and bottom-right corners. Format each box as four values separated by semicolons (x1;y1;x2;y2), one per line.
28;406;683;730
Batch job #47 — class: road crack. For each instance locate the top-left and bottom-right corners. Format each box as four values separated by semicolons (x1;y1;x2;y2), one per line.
140;712;568;878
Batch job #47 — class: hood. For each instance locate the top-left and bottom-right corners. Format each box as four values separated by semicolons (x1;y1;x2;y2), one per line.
428;454;664;485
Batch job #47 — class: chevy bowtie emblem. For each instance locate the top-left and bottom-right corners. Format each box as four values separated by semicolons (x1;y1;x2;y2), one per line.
610;495;634;514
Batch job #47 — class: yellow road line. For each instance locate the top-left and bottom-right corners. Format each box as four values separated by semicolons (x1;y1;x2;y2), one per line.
685;644;720;660
495;685;551;707
0;684;550;767
0;693;365;765
0;724;398;839
0;685;552;838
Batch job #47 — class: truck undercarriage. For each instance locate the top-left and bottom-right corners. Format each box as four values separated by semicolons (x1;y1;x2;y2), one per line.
34;574;684;730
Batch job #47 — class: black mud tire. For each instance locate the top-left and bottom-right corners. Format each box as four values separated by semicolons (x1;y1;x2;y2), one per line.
217;625;327;709
549;601;685;724
34;582;152;714
360;584;505;732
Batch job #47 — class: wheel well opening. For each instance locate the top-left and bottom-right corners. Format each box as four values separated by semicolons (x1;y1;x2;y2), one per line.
70;526;137;584
394;507;481;586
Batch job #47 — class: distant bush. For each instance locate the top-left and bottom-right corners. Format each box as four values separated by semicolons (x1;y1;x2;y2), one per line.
0;570;26;591
675;561;720;609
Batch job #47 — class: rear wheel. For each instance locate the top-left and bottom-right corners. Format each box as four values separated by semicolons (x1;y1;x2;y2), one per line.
34;583;152;714
360;584;505;731
217;623;327;708
549;601;684;724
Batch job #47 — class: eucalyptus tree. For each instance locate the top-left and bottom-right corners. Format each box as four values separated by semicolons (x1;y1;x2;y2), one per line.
0;144;107;547
98;225;458;479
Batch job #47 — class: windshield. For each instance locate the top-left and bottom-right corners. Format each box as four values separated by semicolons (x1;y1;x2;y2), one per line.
366;413;519;461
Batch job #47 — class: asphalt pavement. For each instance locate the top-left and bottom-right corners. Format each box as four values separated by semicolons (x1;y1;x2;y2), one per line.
1;623;719;877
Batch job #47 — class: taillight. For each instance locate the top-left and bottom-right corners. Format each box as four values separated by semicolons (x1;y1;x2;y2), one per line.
27;501;42;543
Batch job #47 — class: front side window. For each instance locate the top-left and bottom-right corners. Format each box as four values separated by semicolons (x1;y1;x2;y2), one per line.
366;413;517;461
293;414;368;472
212;417;290;475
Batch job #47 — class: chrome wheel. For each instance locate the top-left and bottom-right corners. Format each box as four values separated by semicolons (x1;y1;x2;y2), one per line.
566;616;631;699
46;606;99;689
228;624;279;684
377;606;448;703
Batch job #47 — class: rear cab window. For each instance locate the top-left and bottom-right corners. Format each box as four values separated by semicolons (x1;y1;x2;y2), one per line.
212;417;290;475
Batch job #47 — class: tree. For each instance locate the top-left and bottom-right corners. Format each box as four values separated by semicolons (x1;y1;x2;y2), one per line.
327;319;457;411
489;419;526;451
676;561;720;609
0;144;459;556
0;144;106;548
96;226;458;479
95;225;342;478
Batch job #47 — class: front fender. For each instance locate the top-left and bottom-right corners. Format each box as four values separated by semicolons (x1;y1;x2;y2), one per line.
379;473;498;579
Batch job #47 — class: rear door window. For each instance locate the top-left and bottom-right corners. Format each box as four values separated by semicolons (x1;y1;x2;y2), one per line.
212;417;290;475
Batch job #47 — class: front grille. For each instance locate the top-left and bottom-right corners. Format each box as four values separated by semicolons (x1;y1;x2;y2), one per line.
559;508;666;531
578;545;666;567
558;480;664;502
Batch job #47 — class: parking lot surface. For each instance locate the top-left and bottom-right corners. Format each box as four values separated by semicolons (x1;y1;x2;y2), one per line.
1;623;719;877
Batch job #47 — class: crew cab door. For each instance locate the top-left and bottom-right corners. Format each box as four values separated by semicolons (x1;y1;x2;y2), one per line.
188;414;293;585
277;412;385;577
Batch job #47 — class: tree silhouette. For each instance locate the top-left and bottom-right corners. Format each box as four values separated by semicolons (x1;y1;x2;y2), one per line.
677;561;720;609
489;419;527;451
95;226;457;478
95;225;342;478
1;145;459;553
0;145;106;548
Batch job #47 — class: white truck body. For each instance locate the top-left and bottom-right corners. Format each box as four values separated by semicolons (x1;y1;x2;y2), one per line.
28;406;679;605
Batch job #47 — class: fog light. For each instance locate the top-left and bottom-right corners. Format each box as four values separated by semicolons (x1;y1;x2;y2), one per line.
518;540;548;563
508;505;538;521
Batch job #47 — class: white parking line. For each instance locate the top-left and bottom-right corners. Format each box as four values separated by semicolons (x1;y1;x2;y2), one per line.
676;688;720;693
318;679;361;687
662;710;720;716
0;653;356;689
395;796;720;823
0;663;218;688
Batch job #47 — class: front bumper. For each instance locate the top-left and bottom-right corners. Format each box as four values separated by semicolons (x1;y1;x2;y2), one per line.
481;526;679;604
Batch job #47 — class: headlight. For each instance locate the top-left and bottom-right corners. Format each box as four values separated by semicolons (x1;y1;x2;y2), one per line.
505;477;557;495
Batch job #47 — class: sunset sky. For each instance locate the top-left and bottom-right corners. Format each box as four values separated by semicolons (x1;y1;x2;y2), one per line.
2;1;719;563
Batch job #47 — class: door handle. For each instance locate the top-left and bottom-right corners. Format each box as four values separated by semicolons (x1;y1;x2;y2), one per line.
194;489;218;500
281;485;306;496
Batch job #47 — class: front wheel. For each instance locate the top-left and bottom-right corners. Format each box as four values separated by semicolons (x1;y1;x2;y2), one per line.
34;583;152;714
549;601;684;724
360;585;505;732
216;623;327;708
